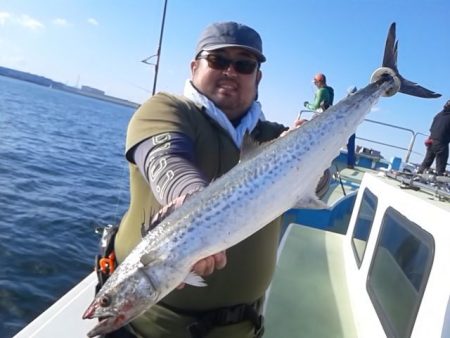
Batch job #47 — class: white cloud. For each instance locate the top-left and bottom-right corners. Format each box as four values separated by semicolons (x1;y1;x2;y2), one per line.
52;18;70;27
0;11;12;25
87;18;99;26
17;14;44;30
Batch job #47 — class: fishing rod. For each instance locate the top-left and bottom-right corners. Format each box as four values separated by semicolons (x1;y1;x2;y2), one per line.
141;0;168;95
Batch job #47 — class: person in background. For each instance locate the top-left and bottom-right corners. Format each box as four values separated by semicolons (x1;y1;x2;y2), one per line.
346;86;358;169
417;100;450;176
303;73;334;113
112;21;288;338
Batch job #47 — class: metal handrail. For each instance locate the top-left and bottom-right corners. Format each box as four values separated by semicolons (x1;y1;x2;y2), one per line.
296;111;424;163
297;109;315;119
297;110;449;168
356;122;450;167
363;119;415;162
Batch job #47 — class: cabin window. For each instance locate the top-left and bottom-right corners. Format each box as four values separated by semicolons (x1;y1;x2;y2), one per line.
351;188;377;267
367;207;434;338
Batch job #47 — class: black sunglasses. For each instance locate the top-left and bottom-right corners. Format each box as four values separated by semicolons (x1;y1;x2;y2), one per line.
197;53;259;75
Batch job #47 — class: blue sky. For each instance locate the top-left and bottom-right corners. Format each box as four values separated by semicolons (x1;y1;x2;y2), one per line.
1;0;449;165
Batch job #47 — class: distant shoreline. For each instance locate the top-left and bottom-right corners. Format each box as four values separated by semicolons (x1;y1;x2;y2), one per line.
0;66;140;109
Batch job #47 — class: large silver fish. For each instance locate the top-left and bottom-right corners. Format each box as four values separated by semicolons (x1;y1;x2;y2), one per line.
82;22;440;337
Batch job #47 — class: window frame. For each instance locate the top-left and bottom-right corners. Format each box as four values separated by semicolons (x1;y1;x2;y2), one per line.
366;207;435;338
351;188;378;268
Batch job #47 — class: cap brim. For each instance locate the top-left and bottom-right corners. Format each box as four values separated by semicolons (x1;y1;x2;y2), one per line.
202;44;266;62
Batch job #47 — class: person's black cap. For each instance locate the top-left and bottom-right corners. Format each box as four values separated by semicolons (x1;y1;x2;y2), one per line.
195;22;266;62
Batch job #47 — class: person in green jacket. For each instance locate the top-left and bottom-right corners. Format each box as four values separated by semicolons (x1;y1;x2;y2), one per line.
111;21;289;338
304;73;334;113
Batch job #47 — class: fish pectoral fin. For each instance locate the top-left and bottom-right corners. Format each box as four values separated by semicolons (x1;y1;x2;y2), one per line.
184;271;207;287
293;195;328;210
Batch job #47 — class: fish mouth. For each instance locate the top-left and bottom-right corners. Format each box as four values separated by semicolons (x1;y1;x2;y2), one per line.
86;315;123;338
82;303;96;320
83;301;123;337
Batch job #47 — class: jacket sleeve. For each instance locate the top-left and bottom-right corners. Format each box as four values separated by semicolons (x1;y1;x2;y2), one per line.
306;88;325;110
133;132;208;205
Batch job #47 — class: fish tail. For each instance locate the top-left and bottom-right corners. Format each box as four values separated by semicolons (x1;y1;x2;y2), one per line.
371;22;441;98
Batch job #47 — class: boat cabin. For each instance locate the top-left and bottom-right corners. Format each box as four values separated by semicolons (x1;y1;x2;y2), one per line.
264;170;450;338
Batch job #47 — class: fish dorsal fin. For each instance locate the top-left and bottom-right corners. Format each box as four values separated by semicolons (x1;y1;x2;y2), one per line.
184;271;207;287
240;133;270;162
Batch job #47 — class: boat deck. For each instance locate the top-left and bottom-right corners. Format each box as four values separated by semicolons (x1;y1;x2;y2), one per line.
264;224;357;338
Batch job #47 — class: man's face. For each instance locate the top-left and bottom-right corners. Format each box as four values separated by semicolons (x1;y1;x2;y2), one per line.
191;47;261;120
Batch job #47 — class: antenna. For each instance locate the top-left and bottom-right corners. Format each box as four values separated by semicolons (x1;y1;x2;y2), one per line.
141;0;168;96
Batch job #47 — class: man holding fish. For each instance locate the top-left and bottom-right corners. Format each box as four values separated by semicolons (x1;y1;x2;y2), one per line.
111;21;287;338
84;20;441;338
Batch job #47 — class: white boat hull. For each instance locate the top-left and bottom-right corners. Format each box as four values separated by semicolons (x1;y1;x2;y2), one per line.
13;272;98;338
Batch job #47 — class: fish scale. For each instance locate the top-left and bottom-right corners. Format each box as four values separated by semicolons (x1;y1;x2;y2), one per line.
83;82;386;338
83;23;441;337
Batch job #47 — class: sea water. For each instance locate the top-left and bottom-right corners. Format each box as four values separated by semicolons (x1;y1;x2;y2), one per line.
0;76;137;337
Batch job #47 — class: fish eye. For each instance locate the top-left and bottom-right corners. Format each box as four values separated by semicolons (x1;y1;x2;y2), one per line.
99;295;111;307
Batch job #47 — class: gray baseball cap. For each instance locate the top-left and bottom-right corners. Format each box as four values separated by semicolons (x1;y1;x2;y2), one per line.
195;22;266;62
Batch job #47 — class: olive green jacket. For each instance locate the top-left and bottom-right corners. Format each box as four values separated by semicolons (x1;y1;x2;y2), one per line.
115;92;283;336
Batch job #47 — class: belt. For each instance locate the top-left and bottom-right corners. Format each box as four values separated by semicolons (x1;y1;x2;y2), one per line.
159;300;265;338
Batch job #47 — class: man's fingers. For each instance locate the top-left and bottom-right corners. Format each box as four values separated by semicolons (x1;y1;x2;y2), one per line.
294;118;308;127
191;251;227;277
203;256;215;276
214;251;227;270
280;120;304;137
193;256;213;276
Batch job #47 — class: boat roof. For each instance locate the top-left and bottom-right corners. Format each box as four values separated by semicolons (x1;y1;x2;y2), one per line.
326;165;450;212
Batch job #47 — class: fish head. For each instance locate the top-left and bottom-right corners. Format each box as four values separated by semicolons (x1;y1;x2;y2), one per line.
83;266;160;337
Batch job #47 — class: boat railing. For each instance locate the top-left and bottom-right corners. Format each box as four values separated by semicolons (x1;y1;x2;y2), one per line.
360;118;418;163
298;110;429;165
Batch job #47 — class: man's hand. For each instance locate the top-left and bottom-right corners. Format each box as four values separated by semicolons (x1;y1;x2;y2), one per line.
280;118;308;137
177;251;227;289
193;251;227;275
293;118;308;127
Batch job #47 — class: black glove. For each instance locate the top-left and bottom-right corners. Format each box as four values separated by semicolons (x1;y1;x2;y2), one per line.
303;101;309;108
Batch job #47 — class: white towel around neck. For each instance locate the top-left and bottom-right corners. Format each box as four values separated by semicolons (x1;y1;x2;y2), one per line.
183;80;263;148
